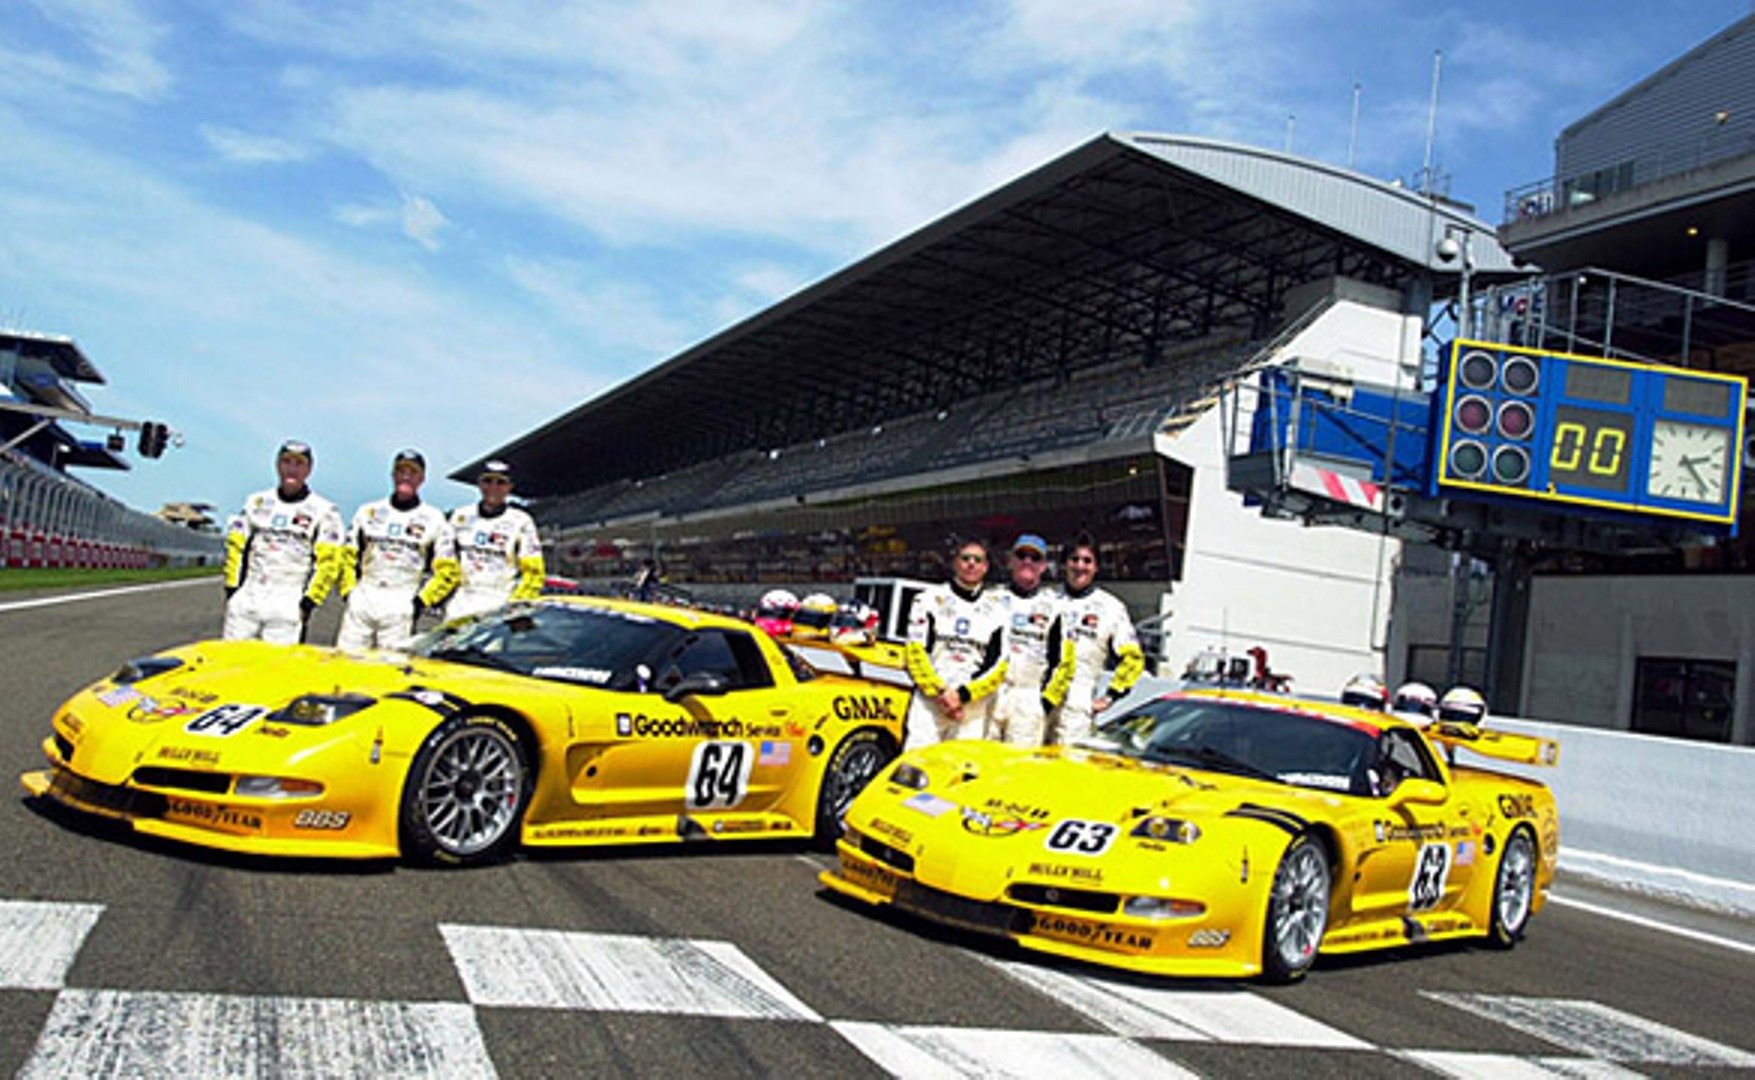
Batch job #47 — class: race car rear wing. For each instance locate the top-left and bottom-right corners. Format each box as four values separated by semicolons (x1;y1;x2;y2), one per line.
785;639;913;688
1425;721;1560;767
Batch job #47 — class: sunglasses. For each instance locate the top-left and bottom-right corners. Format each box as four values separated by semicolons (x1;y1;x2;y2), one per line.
480;476;511;486
1013;551;1044;562
957;553;988;563
1067;555;1096;565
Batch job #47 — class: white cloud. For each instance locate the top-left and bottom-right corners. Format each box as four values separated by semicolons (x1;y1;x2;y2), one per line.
8;0;171;102
399;193;449;251
200;124;310;164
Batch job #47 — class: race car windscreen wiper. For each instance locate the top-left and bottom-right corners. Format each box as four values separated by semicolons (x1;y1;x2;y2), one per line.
1141;743;1279;783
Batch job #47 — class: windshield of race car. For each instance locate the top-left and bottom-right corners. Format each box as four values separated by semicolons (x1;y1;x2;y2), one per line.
415;604;689;690
1090;697;1380;795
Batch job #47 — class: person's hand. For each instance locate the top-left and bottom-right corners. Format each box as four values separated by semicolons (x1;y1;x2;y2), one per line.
224;585;237;601
412;598;426;620
299;596;316;620
935;689;963;718
1093;696;1112;714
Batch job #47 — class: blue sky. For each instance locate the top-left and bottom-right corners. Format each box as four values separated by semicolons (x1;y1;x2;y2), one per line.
2;0;1749;518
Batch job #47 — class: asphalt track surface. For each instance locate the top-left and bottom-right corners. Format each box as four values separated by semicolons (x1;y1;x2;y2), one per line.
3;581;1753;1078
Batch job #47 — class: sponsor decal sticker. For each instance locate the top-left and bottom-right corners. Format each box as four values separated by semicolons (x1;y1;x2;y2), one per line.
155;746;221;765
183;703;266;738
1188;929;1231;948
903;792;955;817
1027;913;1155;952
868;818;913;846
831;695;898;722
1498;793;1538;820
165;799;263;834
532;666;612;684
1455;839;1475;866
97;686;140;708
758;740;791;766
1027;862;1104;883
292;809;351;830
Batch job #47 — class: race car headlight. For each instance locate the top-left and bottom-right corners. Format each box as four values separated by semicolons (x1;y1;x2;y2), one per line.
1122;897;1206;920
889;763;931;790
270;694;375;727
111;656;184;685
234;776;324;799
1132;817;1201;844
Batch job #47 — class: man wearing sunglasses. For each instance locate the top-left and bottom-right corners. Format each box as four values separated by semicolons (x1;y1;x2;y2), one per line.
445;459;545;622
990;533;1076;747
1050;533;1144;746
902;537;1007;750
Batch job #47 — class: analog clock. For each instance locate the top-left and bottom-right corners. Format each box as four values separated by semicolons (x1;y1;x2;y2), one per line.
1646;419;1731;504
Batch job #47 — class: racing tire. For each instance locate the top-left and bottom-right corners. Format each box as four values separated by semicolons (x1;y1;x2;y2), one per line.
1485;827;1537;949
400;713;531;867
813;728;898;849
1260;833;1331;984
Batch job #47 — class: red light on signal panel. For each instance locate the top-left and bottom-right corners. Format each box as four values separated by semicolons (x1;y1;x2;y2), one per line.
1455;395;1492;434
1497;400;1534;439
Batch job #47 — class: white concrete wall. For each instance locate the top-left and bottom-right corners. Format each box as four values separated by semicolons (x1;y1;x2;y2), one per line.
1158;298;1418;695
1521;575;1755;744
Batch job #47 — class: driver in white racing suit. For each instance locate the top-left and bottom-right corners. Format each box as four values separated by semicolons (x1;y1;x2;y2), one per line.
990;533;1076;747
337;449;459;651
903;537;1007;750
222;440;344;644
1050;534;1145;746
446;459;544;622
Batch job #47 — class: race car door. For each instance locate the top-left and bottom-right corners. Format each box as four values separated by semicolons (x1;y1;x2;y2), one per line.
1350;728;1479;921
587;627;802;822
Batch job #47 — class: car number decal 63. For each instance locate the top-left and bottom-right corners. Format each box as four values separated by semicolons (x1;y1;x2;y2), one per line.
1409;842;1453;911
183;704;266;738
687;741;752;809
1044;819;1117;856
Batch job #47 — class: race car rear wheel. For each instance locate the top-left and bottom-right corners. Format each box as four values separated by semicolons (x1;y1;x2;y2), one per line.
1261;834;1331;983
1486;827;1536;948
813;728;897;848
401;713;530;867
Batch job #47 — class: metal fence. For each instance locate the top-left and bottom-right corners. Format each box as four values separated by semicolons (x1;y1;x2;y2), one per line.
0;452;221;569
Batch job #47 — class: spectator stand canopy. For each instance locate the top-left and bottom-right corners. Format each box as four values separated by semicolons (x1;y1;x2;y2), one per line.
459;131;1519;505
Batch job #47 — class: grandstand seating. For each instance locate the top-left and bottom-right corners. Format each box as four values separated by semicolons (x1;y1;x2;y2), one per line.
537;333;1262;528
0;451;220;567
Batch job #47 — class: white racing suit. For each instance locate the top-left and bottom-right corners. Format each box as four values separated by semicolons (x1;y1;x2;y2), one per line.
1051;583;1145;746
222;487;344;645
446;502;545;621
990;583;1076;748
902;581;1007;750
337;497;459;652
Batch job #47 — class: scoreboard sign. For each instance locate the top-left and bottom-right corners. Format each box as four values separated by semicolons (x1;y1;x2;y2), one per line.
1434;340;1747;526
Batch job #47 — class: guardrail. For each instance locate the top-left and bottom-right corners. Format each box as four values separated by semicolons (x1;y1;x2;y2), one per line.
1127;675;1755;917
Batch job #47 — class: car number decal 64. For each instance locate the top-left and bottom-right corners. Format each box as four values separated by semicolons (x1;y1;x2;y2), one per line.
183;704;266;738
1044;819;1117;856
1409;842;1453;911
687;741;752;809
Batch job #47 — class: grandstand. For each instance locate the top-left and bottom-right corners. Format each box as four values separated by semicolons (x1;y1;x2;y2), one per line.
464;131;1517;687
1;329;219;569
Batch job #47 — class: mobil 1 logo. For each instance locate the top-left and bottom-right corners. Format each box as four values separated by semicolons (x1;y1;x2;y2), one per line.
687;741;753;809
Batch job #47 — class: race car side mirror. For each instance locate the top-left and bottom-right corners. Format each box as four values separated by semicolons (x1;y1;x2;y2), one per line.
1389;778;1446;808
663;671;732;703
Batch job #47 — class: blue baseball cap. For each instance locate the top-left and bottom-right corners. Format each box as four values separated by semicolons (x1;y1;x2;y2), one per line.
1012;533;1049;556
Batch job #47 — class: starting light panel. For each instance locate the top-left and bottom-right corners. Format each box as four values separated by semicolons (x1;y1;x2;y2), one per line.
1433;340;1747;526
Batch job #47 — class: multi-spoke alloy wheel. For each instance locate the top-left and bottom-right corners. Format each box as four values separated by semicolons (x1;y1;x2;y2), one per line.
814;729;897;846
1488;829;1536;948
402;715;528;866
1262;835;1331;982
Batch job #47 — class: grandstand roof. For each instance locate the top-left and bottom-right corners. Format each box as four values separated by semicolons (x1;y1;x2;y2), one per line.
0;330;105;384
463;130;1517;498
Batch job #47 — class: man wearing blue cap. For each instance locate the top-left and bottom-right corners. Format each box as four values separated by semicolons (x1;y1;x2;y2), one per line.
446;459;545;621
990;532;1075;747
337;449;459;651
221;440;344;644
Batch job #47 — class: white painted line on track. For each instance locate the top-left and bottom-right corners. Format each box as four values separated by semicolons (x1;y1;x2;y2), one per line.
20;991;495;1079
0;577;213;615
1396;1050;1645;1078
0;900;103;990
983;956;1370;1048
1547;891;1755;957
1423;993;1755;1067
440;924;821;1020
830;1022;1190;1079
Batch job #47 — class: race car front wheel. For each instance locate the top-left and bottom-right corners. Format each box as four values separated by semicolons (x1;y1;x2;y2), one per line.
1261;834;1331;983
401;714;530;867
813;728;897;848
1486;827;1536;948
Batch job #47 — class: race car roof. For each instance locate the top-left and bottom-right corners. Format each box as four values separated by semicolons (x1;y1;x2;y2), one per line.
462;130;1517;498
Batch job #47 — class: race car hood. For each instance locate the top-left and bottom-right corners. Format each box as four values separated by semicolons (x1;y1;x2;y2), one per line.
889;740;1345;829
50;639;560;787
